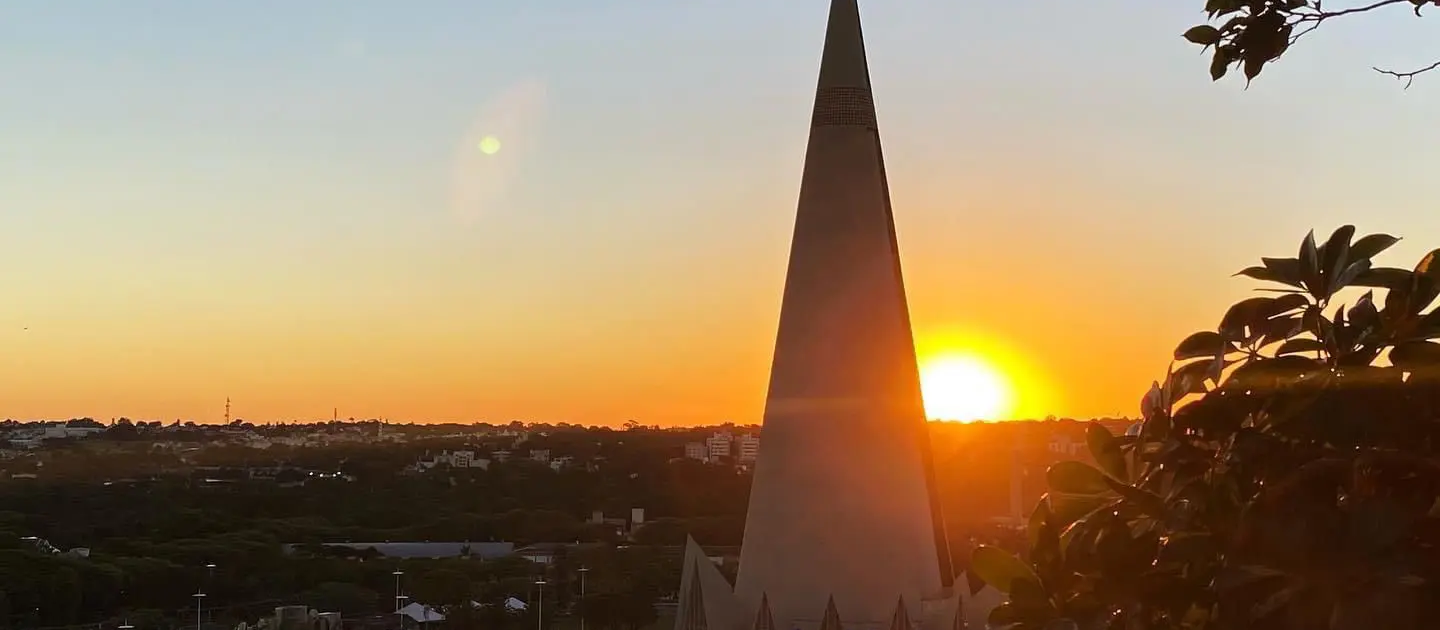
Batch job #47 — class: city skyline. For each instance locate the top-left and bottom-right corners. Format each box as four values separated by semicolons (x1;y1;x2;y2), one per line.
3;1;1439;425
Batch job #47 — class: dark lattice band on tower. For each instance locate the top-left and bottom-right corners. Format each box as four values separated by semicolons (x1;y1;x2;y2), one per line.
811;86;877;129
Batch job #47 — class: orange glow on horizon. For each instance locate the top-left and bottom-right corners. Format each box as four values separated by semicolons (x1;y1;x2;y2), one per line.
915;327;1061;422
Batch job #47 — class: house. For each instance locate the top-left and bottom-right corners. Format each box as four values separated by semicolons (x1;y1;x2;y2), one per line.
397;602;445;627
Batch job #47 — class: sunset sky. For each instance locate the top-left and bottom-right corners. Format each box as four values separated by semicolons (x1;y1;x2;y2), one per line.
2;1;1438;425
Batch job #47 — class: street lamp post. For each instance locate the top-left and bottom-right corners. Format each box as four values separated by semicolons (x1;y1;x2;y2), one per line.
392;570;406;626
192;592;206;630
205;564;217;623
534;580;546;630
576;568;589;630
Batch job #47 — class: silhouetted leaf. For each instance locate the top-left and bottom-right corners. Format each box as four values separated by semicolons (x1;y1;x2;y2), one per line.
1169;358;1216;398
1046;492;1113;529
1218;295;1307;339
1299;230;1320;295
1257;315;1305;348
1243;55;1266;81
1320;225;1356;296
1416;249;1440;277
1418;310;1440;340
1047;461;1112;494
1223;355;1323;391
1342;292;1381;349
1274;338;1325;356
970;545;1041;594
1210;46;1237;80
1088;423;1128;482
1389;341;1440;370
1027;497;1051;550
1350;233;1401;263
1174;331;1227;360
1257;257;1305;287
1354;267;1412;290
1238;10;1288;65
1103;476;1169;518
1206;0;1244;17
1183;25;1223;45
1408;248;1440;314
1332;259;1373;293
1009;578;1057;618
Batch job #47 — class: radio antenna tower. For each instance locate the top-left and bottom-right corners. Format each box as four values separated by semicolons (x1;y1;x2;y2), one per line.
225;398;231;425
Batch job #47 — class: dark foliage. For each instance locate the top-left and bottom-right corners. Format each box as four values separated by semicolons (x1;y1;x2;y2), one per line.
972;226;1440;629
1182;0;1437;85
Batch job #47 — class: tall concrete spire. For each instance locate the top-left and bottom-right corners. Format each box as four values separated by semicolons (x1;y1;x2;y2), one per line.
815;0;871;92
731;0;954;629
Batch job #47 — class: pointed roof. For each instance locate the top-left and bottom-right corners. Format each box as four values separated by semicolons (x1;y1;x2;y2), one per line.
816;0;871;91
680;563;708;630
674;537;744;630
819;597;844;630
733;0;953;624
753;594;775;630
888;597;913;630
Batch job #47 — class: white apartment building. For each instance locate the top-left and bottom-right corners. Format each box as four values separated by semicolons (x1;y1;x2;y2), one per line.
705;431;733;459
416;450;479;470
736;433;760;463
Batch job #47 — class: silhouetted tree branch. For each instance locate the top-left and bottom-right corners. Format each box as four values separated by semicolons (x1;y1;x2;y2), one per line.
1182;0;1435;84
1374;59;1440;87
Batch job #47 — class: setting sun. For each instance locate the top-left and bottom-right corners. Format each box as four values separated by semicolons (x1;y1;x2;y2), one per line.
919;355;1015;422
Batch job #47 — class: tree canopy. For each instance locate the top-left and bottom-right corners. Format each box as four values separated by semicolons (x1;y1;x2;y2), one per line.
971;226;1440;629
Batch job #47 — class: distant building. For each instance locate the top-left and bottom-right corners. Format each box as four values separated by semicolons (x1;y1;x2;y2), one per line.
1047;434;1085;458
415;450;480;470
588;508;647;538
530;449;551;464
705;432;732;460
736;433;760;463
684;442;708;462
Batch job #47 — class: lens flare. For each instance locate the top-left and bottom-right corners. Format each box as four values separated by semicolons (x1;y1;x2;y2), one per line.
448;80;547;225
